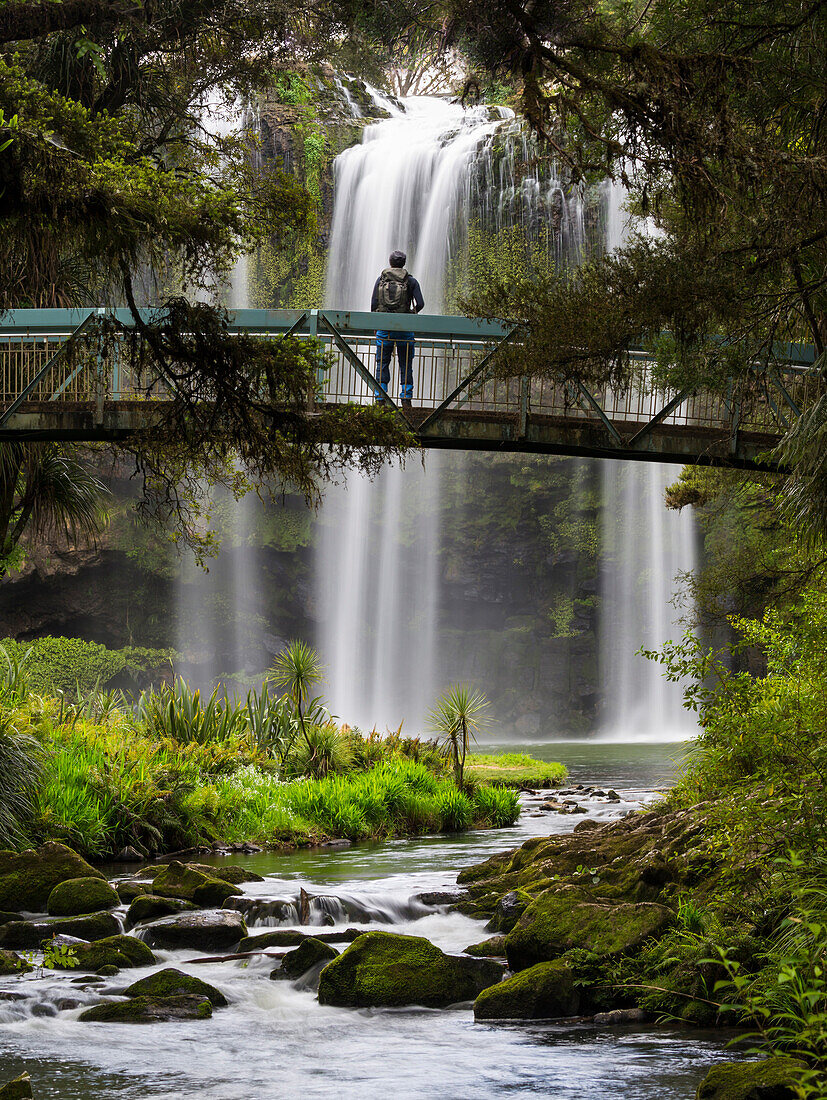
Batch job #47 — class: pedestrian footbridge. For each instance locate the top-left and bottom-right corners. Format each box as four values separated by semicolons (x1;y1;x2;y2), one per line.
0;308;817;468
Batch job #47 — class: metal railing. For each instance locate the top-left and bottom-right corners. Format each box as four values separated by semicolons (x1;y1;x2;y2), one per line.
0;308;819;445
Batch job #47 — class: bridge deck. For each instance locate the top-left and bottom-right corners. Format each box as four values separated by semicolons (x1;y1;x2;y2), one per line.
0;308;817;467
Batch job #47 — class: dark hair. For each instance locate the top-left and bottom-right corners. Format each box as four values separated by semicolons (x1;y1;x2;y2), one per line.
389;250;407;268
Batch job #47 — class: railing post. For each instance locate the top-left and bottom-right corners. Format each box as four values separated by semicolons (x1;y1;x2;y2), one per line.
519;375;530;438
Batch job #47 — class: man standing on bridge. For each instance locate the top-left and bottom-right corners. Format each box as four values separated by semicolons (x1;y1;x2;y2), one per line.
371;249;425;411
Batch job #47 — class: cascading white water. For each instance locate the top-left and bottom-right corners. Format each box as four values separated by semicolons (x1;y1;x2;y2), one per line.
319;97;513;732
598;183;697;741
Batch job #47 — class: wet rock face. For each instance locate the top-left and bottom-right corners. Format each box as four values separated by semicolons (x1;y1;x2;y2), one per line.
0;949;29;975
694;1056;806;1100
124;967;227;1007
238;928;362;953
79;993;213;1023
317;931;505;1009
47;876;120;916
0;842;104;911
473;960;579;1020
139;910;248;952
486;890;530;934
0;911;121;949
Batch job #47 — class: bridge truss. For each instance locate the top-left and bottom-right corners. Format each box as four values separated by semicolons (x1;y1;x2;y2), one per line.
0;308;818;468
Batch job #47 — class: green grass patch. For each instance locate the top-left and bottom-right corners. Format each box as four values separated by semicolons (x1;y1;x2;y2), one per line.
466;752;567;788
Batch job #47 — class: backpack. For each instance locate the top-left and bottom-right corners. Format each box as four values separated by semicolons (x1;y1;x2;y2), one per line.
376;267;411;313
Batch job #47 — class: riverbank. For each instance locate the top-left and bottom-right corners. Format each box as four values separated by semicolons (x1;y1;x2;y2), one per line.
0;772;740;1099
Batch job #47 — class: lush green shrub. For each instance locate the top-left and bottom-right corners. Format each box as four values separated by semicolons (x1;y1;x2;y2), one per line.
0;637;172;695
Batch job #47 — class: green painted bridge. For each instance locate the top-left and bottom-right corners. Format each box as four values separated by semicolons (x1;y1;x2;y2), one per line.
0;307;818;467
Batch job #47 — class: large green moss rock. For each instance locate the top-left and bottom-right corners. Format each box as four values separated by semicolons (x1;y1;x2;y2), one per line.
238;928;361;953
0;843;104;911
505;889;672;971
317;931;504;1008
464;936;508;957
0;911;120;949
54;934;156;971
272;938;337;981
0;949;30;975
150;862;241;907
125;895;196;928
79;994;212;1023
124;967;227;1007
473;960;579;1019
695;1057;806;1099
47;877;120;916
0;1073;33;1099
185;864;265;885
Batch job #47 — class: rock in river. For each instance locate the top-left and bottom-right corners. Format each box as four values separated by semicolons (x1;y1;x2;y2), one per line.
125;895;196;929
79;993;212;1023
0;842;104;911
695;1056;806;1099
318;931;504;1008
271;938;337;984
124;966;227;1007
54;934;156;971
139;910;247;951
473;960;579;1020
47;876;120;916
150;862;242;907
0;911;121;949
0;1073;33;1099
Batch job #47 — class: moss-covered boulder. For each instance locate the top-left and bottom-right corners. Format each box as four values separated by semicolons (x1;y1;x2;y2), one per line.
317;931;504;1008
486;890;532;933
473;960;579;1019
150;862;241;907
55;934;156;971
125;896;196;929
139;910;247;951
0;911;120;949
0;1073;33;1099
79;994;212;1023
0;912;21;925
0;949;29;975
272;938;337;981
124;967;227;1007
464;936;508;957
47;877;120;916
185;864;265;885
695;1057;806;1099
0;843;104;911
115;880;151;904
505;889;672;971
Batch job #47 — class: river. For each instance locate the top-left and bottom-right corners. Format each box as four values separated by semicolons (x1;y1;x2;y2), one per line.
0;741;741;1099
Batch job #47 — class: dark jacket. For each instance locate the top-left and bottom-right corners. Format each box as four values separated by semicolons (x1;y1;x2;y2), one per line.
371;270;425;314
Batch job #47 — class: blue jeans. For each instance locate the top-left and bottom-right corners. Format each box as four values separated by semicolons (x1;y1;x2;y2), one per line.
375;331;415;401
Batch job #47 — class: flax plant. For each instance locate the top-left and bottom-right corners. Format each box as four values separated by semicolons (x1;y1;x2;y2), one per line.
428;685;490;790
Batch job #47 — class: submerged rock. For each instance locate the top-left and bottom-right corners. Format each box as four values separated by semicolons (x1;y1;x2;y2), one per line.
115;880;151;904
271;938;337;983
473;960;579;1020
47;876;120;916
125;895;196;928
124;966;227;1007
0;842;104;911
150;862;242;907
0;911;120;949
463;936;508;957
79;993;213;1023
238;928;362;953
139;910;247;951
0;1073;33;1099
505;890;672;971
695;1056;806;1099
55;934;156;971
318;931;504;1008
